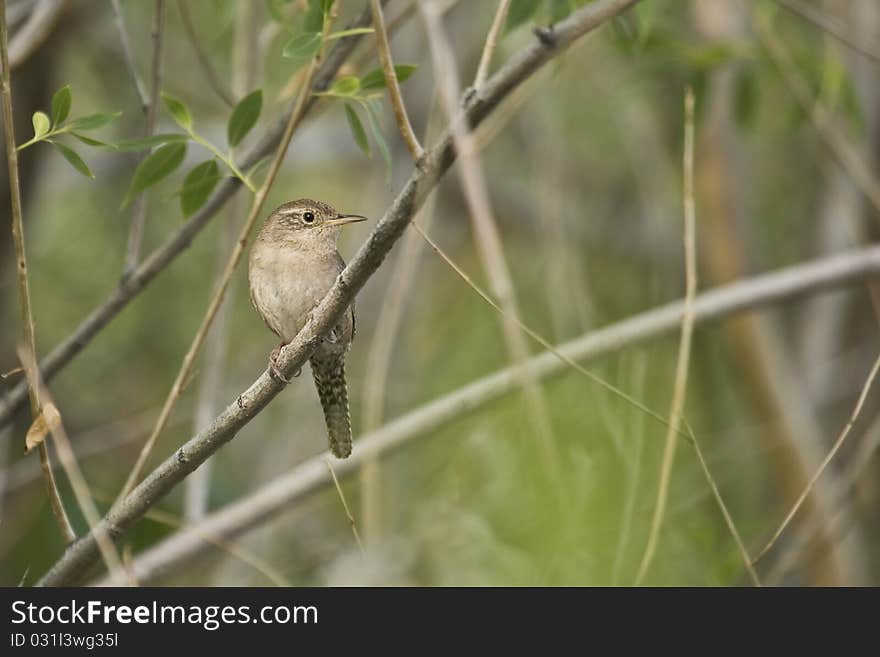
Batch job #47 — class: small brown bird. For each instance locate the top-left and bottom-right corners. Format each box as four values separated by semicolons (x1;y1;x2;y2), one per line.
248;198;367;458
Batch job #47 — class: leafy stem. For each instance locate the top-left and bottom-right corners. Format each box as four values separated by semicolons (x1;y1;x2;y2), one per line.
187;129;256;193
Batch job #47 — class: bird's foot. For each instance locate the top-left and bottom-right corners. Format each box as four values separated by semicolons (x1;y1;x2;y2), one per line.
268;344;289;384
327;326;341;344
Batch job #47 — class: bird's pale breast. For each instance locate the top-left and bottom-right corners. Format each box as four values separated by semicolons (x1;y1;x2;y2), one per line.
249;240;344;343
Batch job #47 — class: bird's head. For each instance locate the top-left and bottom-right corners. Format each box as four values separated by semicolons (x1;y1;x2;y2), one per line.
265;198;367;244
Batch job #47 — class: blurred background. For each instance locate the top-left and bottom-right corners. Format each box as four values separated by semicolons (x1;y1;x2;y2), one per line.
1;0;879;586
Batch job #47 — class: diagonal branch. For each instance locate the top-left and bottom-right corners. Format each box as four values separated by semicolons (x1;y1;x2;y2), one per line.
0;4;384;431
99;243;880;585
37;0;643;587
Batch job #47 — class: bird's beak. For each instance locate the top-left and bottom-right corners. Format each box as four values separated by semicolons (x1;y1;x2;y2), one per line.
325;213;368;227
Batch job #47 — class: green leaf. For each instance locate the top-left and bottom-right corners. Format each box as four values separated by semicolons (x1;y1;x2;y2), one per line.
50;85;72;126
121;141;187;208
68;112;121;131
364;101;391;182
344;103;370;157
360;64;417;91
49;141;94;179
31;111;50;139
325;27;374;41
114;133;189;152
179;159;220;217
282;32;322;59
505;0;541;33
227;89;262;148
71;133;116;148
330;76;360;97
161;93;192;129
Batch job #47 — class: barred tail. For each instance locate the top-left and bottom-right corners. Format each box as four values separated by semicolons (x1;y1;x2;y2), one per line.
310;352;352;458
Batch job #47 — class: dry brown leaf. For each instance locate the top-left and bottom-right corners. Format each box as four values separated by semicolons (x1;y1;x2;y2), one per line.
24;403;61;454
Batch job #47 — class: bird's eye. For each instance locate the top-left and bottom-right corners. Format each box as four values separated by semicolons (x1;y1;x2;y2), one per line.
302;211;315;224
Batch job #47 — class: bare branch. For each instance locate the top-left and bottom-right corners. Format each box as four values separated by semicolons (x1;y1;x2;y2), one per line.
635;88;698;585
100;244;880;585
0;0;75;544
0;5;382;431
370;0;423;160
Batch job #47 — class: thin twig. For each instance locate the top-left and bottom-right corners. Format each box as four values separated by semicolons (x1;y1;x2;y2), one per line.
412;222;685;436
122;0;165;280
634;88;698;585
0;0;75;544
754;9;880;216
474;0;512;87
773;0;880;64
766;404;880;583
110;0;149;112
116;60;320;504
686;423;762;586
177;0;235;107
419;0;561;481
16;346;131;585
78;243;880;585
752;351;880;565
0;5;381;431
370;0;423;160
326;459;365;556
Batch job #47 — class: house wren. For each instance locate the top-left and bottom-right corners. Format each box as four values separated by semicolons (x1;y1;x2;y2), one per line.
248;198;367;458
